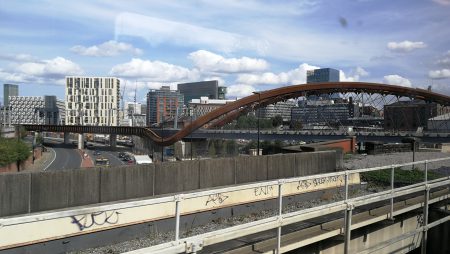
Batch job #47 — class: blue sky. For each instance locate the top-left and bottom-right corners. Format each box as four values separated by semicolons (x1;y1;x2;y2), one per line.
1;0;449;103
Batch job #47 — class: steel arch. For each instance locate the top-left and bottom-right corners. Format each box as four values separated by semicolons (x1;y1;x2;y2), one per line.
154;82;450;145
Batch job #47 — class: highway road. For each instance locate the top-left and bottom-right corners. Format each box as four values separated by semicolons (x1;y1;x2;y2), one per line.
86;148;126;167
43;139;82;170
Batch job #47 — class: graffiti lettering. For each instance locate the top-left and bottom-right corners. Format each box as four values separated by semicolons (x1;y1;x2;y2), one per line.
297;175;345;190
297;180;312;190
205;193;229;206
71;210;120;231
254;186;274;196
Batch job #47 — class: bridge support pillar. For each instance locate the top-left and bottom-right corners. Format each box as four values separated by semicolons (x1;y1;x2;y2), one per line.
78;134;84;150
63;132;70;144
110;134;117;148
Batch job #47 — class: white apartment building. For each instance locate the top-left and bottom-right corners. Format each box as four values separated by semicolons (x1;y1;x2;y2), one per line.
65;76;120;126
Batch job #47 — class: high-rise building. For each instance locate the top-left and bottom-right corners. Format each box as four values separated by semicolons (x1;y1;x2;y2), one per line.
177;80;218;104
218;86;227;100
306;68;340;83
9;96;64;125
146;86;184;125
65;76;120;126
3;84;19;106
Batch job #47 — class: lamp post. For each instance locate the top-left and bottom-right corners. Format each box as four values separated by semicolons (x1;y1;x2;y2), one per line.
160;110;164;162
253;92;261;156
190;105;197;160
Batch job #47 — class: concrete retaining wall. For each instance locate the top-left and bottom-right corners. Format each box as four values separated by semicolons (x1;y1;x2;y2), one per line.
0;151;340;217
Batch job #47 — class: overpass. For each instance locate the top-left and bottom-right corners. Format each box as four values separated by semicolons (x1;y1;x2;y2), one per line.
1;157;449;253
22;82;450;146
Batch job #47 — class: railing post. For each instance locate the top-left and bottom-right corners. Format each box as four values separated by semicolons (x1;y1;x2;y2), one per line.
174;194;183;242
421;185;430;254
390;165;395;220
276;180;284;254
424;160;428;183
344;170;349;201
344;203;354;254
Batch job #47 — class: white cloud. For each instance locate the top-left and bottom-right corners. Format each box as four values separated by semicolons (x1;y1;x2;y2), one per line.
110;58;199;82
0;53;38;63
226;84;256;98
432;0;450;5
115;12;268;54
189;50;269;73
0;56;83;85
71;40;143;57
428;69;450;79
236;63;319;86
387;40;427;53
437;50;450;66
340;67;369;81
383;74;412;87
16;57;83;80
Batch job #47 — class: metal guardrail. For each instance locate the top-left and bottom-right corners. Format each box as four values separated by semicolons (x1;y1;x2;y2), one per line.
124;157;450;254
1;157;449;253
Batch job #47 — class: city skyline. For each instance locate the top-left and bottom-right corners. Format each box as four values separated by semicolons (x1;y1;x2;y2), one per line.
1;0;449;103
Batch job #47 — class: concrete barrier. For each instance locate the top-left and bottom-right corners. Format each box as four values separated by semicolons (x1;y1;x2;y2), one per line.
235;156;268;184
100;165;154;202
69;168;101;207
199;158;235;188
0;151;339;217
154;161;199;195
30;170;71;212
294;151;336;176
0;172;30;217
267;154;296;179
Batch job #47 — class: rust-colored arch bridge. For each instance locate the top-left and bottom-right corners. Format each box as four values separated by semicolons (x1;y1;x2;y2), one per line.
23;82;450;146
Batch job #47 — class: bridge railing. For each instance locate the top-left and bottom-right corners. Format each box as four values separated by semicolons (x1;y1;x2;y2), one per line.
125;157;450;254
1;158;449;253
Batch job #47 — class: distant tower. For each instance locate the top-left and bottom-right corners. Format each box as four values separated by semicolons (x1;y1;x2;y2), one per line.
306;68;340;83
3;84;19;106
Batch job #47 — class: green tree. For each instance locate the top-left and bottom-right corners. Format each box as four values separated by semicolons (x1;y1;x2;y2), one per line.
272;115;283;127
290;120;303;130
0;138;31;167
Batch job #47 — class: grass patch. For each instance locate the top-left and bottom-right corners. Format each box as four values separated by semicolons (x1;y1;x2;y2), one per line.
361;167;442;187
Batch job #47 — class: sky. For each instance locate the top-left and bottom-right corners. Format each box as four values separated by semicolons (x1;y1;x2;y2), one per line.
0;0;449;104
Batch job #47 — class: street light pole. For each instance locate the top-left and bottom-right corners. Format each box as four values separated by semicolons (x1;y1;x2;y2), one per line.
190;105;196;160
253;92;261;156
190;107;193;160
160;111;164;162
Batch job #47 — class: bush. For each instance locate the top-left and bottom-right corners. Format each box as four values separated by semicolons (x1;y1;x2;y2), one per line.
0;138;31;167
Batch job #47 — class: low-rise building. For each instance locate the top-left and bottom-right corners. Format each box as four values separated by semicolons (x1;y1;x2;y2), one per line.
188;97;236;117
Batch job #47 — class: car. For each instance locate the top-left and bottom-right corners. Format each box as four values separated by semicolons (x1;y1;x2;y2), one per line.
95;157;109;166
93;150;101;156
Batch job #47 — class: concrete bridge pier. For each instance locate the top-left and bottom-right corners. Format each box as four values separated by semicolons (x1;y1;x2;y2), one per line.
63;132;70;144
78;134;84;150
110;134;117;148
